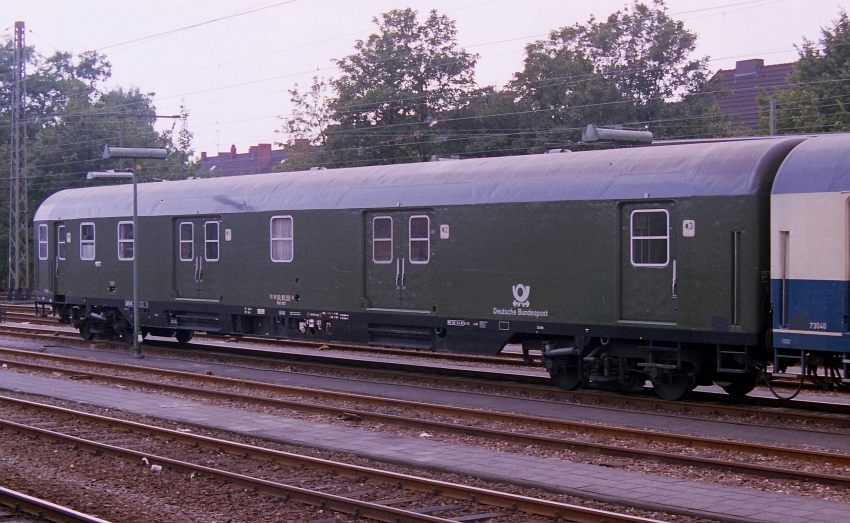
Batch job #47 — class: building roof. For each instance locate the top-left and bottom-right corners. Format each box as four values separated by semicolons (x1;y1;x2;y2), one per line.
35;136;809;221
198;143;290;176
713;59;794;131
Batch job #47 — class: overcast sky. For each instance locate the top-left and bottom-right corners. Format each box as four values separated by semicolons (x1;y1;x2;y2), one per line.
2;0;848;158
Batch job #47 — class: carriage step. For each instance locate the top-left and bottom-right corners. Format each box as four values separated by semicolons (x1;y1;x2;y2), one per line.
717;344;750;373
174;312;220;330
637;363;679;370
367;324;433;350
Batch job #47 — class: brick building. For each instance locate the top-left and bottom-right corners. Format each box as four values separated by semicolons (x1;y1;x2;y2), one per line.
198;143;290;176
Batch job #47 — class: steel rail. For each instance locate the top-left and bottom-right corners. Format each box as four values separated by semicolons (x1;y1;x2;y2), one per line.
13;305;849;389
0;486;114;523
8;304;850;388
1;324;850;427
0;418;451;523
0;397;663;523
1;337;849;427
2;355;850;486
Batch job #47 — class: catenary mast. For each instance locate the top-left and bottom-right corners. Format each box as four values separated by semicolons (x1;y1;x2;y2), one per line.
9;21;28;299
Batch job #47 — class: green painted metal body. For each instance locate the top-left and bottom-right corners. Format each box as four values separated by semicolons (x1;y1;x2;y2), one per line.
34;192;771;354
35;136;807;394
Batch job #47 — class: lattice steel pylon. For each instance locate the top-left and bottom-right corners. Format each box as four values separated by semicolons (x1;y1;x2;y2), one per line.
8;21;29;299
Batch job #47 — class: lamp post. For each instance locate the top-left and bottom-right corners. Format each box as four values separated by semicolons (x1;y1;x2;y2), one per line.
88;145;167;359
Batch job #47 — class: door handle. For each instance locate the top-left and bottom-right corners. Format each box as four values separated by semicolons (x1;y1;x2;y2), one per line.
198;256;203;282
672;260;677;298
401;258;405;288
395;258;401;288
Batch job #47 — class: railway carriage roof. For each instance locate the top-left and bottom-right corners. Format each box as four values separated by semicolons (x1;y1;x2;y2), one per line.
35;136;807;221
772;133;850;194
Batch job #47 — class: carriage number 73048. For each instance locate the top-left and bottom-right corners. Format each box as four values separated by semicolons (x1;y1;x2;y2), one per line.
809;322;828;330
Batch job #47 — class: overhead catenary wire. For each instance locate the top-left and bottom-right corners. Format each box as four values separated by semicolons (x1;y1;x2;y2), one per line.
7;80;849;179
0;2;819;130
8;94;848;188
0;0;837;169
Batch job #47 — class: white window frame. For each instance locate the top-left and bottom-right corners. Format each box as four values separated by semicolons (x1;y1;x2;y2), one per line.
57;224;66;261
80;222;96;261
270;215;294;263
372;216;393;264
408;215;430;264
179;222;194;262
37;224;48;260
117;221;134;261
204;221;220;262
630;209;669;267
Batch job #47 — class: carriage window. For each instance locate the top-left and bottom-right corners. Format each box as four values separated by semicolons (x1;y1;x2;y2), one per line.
180;222;193;261
57;225;66;261
372;216;392;263
38;224;48;260
80;223;95;260
205;221;219;261
631;209;669;266
118;221;134;261
409;215;430;264
270;216;294;262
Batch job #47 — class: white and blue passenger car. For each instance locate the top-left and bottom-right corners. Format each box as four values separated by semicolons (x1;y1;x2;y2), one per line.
771;134;850;378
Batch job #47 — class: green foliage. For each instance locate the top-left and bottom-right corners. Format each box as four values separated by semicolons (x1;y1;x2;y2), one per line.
439;87;528;157
159;103;200;179
276;76;333;171
508;0;728;143
761;10;850;134
325;8;478;166
280;76;333;146
281;2;728;163
0;38;196;290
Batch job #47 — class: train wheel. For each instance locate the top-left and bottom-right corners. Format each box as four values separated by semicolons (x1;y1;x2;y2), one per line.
79;324;94;341
714;369;758;397
549;364;583;391
651;374;695;401
175;330;194;345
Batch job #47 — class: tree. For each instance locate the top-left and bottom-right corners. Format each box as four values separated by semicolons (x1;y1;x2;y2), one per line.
509;0;728;144
508;25;625;148
761;10;850;134
280;76;333;146
276;76;333;171
0;39;197;289
159;103;200;179
325;8;478;166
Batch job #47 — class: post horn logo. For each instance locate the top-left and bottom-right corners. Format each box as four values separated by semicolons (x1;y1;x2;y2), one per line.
512;284;530;307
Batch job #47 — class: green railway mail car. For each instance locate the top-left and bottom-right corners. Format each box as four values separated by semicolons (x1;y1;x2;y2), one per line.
34;136;806;400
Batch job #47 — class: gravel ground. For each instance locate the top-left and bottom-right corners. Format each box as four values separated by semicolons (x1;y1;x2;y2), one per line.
2;342;849;516
0;390;716;523
126;338;850;434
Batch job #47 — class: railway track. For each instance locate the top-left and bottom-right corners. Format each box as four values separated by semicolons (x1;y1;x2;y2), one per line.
1;322;849;427
0;395;664;523
10;306;846;390
0;486;112;523
1;347;849;489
